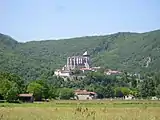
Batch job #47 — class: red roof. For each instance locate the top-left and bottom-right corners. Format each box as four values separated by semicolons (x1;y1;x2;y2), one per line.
74;90;96;95
80;68;92;70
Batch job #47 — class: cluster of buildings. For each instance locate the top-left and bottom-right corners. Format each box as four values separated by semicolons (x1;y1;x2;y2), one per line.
18;51;124;102
18;89;97;102
54;51;122;78
54;51;95;77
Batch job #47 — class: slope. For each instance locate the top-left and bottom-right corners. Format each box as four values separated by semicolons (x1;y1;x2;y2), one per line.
0;30;160;80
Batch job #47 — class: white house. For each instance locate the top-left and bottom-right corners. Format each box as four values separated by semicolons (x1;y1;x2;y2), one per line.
74;90;97;100
124;94;135;100
54;69;70;77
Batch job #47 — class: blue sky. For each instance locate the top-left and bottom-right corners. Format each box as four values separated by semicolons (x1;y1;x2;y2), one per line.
0;0;160;42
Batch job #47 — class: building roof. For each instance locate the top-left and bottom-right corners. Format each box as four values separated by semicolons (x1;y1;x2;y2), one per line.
19;94;33;97
83;51;89;56
104;69;122;74
75;90;96;95
80;68;92;71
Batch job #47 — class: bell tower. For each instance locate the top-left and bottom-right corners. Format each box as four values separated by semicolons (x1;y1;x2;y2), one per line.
83;51;90;68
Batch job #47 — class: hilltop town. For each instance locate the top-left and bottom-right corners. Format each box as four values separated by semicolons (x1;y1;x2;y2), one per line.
54;51;121;79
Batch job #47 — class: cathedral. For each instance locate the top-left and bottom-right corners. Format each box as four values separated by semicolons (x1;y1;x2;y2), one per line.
66;51;90;70
54;51;91;77
61;51;90;71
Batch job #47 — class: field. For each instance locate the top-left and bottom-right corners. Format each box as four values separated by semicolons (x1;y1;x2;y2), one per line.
0;100;160;120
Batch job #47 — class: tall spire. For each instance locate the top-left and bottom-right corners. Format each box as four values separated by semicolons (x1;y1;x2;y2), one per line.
83;51;88;56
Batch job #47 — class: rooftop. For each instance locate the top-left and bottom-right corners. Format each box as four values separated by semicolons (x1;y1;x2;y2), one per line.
75;90;96;95
19;94;33;97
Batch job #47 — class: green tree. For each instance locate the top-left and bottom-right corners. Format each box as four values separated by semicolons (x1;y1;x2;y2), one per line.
147;78;156;96
114;87;124;97
59;88;74;100
0;79;12;99
48;86;59;99
105;85;114;98
131;76;137;88
27;82;43;101
140;78;156;98
94;86;106;98
0;72;24;93
0;78;20;102
156;84;160;98
5;83;19;102
120;87;130;96
36;80;50;99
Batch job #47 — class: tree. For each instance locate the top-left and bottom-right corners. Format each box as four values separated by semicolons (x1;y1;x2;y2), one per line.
120;87;130;96
105;85;114;98
94;86;106;98
156;84;160;98
122;72;129;83
0;79;12;99
0;78;20;102
48;86;59;99
147;78;156;96
59;88;74;100
140;80;148;98
114;87;124;97
5;83;19;102
140;78;156;98
36;80;50;99
27;82;43;101
131;76;137;88
130;88;139;97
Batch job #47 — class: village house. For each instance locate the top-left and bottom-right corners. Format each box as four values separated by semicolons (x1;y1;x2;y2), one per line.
18;94;34;103
54;69;70;77
124;94;135;100
104;69;122;75
74;90;97;100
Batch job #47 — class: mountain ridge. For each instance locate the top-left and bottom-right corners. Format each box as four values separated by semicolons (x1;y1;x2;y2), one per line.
0;29;160;80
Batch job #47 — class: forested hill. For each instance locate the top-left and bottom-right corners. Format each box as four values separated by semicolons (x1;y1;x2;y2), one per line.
0;30;160;80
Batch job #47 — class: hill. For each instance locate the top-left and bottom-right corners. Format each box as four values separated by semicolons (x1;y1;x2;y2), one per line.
0;30;160;80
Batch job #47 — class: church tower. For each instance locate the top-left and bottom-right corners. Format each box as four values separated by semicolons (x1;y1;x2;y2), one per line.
83;51;90;68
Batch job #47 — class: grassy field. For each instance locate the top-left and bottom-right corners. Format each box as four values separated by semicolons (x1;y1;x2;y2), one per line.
0;100;160;120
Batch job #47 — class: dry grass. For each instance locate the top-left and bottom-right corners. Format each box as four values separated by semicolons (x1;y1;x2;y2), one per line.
0;100;160;120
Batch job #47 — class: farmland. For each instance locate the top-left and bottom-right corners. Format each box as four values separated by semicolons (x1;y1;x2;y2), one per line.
0;100;160;120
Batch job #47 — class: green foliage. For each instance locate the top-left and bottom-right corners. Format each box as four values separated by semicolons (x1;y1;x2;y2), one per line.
48;86;59;99
1;30;160;100
0;79;12;99
140;75;156;98
0;72;23;101
156;84;160;98
114;87;124;97
131;76;137;88
27;82;43;101
1;30;160;81
59;88;74;100
1;71;160;101
5;83;19;102
120;87;131;96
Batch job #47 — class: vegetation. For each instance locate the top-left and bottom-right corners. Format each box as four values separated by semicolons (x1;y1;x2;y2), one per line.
0;100;160;120
1;30;160;101
0;30;160;81
0;71;160;102
1;27;160;119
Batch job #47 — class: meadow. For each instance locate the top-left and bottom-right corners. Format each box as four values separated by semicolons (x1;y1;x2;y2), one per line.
0;100;160;120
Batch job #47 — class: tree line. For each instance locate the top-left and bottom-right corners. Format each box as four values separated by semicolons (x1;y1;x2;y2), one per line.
0;71;160;102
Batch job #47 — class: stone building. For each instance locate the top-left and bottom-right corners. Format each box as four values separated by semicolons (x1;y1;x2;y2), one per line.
54;51;92;78
66;51;90;70
74;90;97;100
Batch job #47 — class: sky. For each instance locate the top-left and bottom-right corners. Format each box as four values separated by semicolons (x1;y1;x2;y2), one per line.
0;0;160;42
